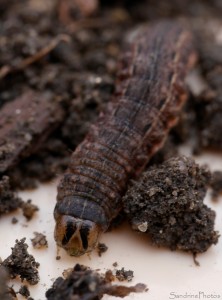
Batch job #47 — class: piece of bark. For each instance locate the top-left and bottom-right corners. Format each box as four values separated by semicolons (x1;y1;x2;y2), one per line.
0;90;64;173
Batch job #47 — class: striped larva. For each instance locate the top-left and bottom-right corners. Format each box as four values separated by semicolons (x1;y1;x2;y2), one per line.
54;20;197;256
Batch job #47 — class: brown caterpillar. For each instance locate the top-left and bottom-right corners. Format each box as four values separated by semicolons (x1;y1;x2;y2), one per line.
54;20;197;256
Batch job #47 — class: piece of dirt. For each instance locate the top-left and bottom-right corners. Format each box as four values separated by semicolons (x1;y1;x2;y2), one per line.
0;175;38;220
18;285;30;298
115;268;134;282
97;243;108;257
0;0;127;189
210;171;222;200
0;176;22;216
11;217;18;224
45;264;147;300
1;238;40;285
20;200;39;221
194;88;222;152
31;232;48;249
123;156;219;253
190;18;222;152
7;138;70;190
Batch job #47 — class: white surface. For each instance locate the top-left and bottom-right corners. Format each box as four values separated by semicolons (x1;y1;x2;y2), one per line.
1;150;222;300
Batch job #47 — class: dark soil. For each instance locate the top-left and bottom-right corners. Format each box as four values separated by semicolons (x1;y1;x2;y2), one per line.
123;156;219;253
18;285;30;298
0;176;22;215
210;171;222;200
45;264;146;300
97;242;108;257
191;18;222;152
0;176;38;220
115;268;134;282
31;232;48;249
1;238;40;285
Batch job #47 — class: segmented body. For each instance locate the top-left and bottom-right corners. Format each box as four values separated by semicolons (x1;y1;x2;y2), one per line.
54;20;197;254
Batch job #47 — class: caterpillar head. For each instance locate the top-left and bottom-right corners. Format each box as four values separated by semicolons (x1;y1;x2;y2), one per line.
54;215;101;256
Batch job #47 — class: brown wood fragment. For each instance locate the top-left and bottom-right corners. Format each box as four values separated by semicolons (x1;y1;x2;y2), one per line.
0;90;64;173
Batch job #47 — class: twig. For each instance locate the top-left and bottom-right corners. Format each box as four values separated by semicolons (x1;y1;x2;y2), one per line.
0;34;70;80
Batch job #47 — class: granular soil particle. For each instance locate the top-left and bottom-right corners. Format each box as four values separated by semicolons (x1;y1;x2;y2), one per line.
1;238;40;285
45;264;146;300
123;156;219;253
0;176;22;215
115;268;134;282
97;243;108;257
31;232;48;249
0;176;38;220
20;200;39;221
210;171;222;200
18;285;30;298
186;18;222;153
0;266;17;300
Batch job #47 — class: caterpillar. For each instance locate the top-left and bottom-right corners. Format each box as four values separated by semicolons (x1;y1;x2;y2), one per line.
54;20;197;256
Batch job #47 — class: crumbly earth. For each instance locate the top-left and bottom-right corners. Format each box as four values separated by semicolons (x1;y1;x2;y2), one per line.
187;18;222;152
6;138;69;189
31;232;48;249
123;156;219;253
20;200;39;221
0;176;38;220
210;171;222;200
97;243;108;257
45;264;146;300
18;285;30;298
0;176;22;215
115;268;134;282
1;238;40;285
